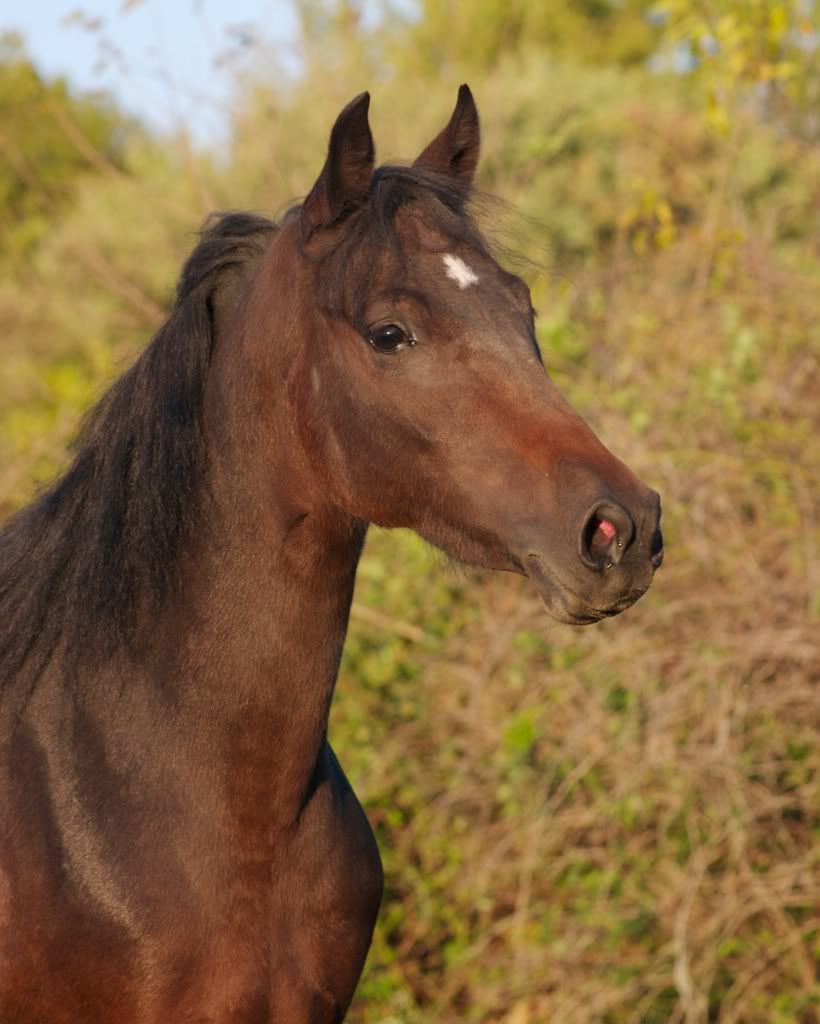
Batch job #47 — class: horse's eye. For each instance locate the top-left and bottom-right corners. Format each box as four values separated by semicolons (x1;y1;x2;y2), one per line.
367;323;413;354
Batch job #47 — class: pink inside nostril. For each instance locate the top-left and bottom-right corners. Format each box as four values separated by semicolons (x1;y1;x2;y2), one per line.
596;517;617;543
581;508;629;569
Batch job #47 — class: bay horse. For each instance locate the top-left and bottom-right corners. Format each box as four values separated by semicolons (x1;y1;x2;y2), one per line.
0;86;663;1022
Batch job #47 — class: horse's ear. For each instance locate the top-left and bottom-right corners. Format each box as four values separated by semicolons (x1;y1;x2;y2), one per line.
413;84;480;183
301;92;375;241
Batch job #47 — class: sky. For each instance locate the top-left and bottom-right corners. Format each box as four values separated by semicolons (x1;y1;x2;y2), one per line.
3;0;301;143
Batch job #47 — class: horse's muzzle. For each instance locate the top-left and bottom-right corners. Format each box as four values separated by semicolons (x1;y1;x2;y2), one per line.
524;489;663;625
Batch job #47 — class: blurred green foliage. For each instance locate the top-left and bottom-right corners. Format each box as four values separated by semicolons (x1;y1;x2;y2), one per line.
383;0;662;72
0;31;124;275
1;2;819;1021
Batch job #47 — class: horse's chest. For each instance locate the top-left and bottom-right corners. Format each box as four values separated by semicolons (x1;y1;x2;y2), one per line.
2;703;375;1021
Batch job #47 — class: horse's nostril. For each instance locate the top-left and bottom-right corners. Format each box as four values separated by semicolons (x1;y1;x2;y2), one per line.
597;518;617;543
579;502;635;570
650;527;664;569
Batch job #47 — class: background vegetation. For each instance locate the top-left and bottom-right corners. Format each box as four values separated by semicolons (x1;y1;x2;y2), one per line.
1;2;818;1021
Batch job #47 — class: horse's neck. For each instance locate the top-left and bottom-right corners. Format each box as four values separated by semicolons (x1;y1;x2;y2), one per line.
145;246;365;821
152;494;365;821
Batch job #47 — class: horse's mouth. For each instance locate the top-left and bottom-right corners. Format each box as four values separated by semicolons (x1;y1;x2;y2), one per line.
524;554;649;626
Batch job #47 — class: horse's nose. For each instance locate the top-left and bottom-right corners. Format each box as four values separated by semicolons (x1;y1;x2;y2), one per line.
578;501;635;571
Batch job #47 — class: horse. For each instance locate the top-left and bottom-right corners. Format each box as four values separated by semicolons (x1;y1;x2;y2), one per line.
0;85;663;1022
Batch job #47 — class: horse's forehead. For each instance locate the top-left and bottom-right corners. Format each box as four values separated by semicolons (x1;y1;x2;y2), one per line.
376;238;488;302
390;205;462;254
364;211;499;307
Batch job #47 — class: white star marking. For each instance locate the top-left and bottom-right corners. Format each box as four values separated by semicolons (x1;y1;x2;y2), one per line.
442;253;479;289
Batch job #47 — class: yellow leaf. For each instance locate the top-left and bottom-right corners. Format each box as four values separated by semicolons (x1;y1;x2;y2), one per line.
769;6;788;39
656;199;673;224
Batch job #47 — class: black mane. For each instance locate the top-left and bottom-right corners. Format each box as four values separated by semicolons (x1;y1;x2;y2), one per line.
0;212;275;685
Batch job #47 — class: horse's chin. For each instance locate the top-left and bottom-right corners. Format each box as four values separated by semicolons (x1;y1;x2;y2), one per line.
524;554;644;626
